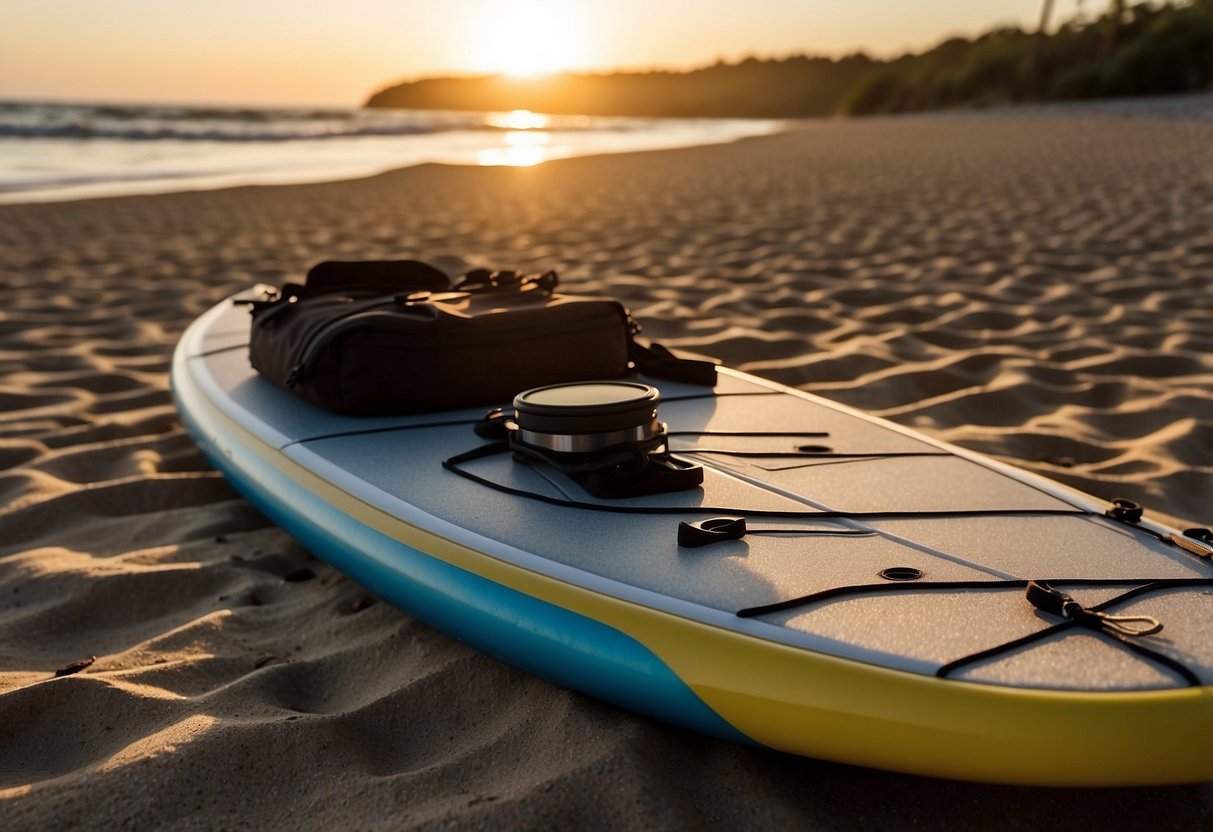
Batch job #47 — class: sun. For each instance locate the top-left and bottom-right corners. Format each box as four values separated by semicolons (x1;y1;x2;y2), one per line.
466;0;590;77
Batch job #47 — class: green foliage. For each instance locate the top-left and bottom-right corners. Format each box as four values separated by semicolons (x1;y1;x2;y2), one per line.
840;1;1213;116
366;2;1211;119
1094;3;1213;95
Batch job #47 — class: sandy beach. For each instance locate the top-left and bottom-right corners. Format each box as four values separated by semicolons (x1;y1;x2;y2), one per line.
1;100;1211;828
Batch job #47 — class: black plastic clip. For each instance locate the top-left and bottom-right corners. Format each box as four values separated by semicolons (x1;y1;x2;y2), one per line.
678;517;747;548
232;286;280;307
234;284;292;317
582;454;703;499
1106;498;1143;524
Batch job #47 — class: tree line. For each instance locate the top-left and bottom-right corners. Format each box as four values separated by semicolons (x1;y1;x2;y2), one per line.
365;2;1213;119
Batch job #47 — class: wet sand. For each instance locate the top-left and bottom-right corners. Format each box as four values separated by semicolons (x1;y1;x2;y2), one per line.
1;100;1211;828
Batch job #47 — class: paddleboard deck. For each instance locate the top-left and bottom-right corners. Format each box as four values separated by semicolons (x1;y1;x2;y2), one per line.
173;288;1213;786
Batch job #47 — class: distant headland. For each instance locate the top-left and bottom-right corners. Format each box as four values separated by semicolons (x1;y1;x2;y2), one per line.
366;1;1212;118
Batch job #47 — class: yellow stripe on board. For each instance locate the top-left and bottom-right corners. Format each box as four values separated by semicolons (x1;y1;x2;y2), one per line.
181;355;1213;787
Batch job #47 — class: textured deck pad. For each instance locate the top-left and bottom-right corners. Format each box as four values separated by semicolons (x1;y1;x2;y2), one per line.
185;297;1212;691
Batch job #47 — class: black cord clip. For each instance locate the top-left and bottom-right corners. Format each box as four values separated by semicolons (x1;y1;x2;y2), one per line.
678;517;747;548
1106;498;1144;524
1026;581;1162;637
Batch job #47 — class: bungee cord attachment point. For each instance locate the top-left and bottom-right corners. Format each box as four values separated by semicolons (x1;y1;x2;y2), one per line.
1026;581;1163;637
677;516;876;548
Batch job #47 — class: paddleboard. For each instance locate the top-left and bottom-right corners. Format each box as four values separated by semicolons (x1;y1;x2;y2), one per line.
172;287;1213;786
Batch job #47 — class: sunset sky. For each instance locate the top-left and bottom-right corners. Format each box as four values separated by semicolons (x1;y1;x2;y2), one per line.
2;1;1065;107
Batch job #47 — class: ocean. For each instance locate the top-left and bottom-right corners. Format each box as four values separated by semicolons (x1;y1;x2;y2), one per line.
0;101;783;204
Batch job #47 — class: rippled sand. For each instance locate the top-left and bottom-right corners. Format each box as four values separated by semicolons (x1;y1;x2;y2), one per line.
1;100;1211;828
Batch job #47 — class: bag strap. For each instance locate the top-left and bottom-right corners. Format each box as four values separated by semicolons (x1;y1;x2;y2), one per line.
629;340;718;387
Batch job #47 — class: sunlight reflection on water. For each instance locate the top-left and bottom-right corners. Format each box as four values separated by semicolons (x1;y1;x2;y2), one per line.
484;109;554;130
0;102;783;202
477;128;552;166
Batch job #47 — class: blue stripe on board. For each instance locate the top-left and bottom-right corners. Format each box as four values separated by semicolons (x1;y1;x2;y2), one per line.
173;374;753;747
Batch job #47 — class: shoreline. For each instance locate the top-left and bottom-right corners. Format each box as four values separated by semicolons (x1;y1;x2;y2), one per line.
6;90;1213;208
1;100;1210;828
0;109;785;206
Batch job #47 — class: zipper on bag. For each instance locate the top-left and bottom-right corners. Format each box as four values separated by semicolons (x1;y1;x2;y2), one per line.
284;296;401;387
